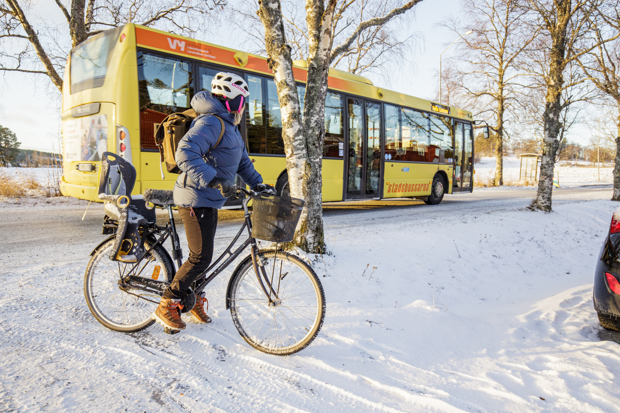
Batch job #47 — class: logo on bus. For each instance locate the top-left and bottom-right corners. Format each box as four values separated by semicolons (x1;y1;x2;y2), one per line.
167;38;186;51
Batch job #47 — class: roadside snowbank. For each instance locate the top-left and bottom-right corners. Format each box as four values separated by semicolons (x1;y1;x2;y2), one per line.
476;156;614;187
1;192;619;412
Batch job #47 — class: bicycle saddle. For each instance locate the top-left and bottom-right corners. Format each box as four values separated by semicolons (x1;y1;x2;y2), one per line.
143;189;175;207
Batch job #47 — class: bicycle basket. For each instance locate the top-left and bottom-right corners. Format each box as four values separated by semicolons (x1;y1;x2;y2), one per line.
251;195;305;242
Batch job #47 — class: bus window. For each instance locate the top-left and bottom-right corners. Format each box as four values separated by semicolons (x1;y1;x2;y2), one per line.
385;104;429;162
70;27;121;94
198;66;218;91
402;108;429;162
266;79;284;154
429;114;453;163
137;51;193;149
246;75;265;154
385;104;400;160
324;92;344;158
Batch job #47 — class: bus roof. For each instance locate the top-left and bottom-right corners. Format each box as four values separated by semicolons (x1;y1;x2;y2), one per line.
128;24;472;121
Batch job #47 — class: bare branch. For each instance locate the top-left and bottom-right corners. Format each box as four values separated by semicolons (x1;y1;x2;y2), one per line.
3;0;63;90
330;0;422;63
53;0;71;25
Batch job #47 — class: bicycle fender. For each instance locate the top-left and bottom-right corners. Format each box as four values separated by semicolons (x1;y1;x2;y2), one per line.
225;254;254;310
89;235;117;256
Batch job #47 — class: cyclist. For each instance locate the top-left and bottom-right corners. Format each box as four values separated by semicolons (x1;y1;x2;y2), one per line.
154;72;274;331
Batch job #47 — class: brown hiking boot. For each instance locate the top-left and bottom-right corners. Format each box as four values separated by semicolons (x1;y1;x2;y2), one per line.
190;293;212;324
154;298;186;330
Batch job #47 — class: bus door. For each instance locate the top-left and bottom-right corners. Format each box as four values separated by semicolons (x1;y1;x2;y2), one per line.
453;122;473;191
345;98;382;199
462;123;473;190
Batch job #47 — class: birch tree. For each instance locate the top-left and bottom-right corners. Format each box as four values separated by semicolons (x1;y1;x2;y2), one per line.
256;0;422;253
0;0;225;92
578;5;620;200
443;0;538;186
525;0;618;212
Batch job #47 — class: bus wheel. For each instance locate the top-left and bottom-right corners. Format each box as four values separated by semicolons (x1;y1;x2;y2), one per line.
425;175;446;205
276;174;291;198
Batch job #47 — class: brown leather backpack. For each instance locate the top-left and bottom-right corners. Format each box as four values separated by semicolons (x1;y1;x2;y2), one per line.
154;109;225;177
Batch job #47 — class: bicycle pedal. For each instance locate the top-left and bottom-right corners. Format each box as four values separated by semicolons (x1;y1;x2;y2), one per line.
164;327;181;335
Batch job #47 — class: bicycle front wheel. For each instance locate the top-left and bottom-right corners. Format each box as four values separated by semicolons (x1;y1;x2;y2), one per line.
229;251;326;355
84;238;174;332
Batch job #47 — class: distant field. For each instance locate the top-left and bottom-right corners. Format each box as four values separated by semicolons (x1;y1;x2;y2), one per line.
475;156;613;187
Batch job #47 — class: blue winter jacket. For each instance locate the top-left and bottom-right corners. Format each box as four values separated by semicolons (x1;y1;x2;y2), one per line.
173;91;262;208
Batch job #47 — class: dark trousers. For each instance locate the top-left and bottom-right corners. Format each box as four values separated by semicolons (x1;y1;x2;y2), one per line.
163;207;218;299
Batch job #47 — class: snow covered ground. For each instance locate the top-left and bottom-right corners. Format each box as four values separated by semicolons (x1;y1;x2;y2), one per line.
476;157;614;187
1;188;620;412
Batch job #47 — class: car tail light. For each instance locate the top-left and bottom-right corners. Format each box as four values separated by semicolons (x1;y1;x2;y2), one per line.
605;272;620;295
611;215;620;234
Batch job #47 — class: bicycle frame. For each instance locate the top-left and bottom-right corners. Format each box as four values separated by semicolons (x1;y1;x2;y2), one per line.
120;188;280;305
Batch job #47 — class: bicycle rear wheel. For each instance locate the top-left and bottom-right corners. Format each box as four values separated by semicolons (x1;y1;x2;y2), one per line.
84;238;174;332
229;250;326;355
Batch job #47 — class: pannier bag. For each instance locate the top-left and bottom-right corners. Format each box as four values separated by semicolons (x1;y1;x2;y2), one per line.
98;152;155;263
154;109;225;178
251;195;305;243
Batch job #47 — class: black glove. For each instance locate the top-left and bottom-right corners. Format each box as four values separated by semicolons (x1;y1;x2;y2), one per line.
253;183;276;195
208;177;235;197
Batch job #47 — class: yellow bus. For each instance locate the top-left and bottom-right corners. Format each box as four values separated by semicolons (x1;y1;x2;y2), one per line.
61;24;478;205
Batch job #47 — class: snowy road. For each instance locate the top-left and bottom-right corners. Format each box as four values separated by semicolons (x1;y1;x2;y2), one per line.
1;185;612;249
1;186;620;412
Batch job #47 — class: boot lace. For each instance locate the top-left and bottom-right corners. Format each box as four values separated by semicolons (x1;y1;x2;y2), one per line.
167;301;184;320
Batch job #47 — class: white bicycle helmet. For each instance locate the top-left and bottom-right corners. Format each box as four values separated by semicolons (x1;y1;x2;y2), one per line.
211;72;250;100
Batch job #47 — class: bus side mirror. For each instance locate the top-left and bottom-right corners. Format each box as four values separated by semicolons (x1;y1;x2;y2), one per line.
484;126;490;139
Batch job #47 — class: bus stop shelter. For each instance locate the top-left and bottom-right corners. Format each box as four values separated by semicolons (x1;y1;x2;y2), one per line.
519;154;541;182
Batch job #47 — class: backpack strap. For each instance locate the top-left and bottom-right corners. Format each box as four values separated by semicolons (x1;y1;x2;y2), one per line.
211;115;225;150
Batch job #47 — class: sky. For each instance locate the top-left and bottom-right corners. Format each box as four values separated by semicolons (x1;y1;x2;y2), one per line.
0;0;467;153
0;0;600;153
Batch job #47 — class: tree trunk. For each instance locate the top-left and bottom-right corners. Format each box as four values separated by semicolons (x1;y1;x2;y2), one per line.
257;0;312;247
494;90;505;186
533;2;569;213
613;106;620;201
535;94;562;211
70;0;88;47
295;0;337;253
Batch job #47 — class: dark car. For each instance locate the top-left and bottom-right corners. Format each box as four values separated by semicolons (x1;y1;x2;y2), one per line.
594;209;620;331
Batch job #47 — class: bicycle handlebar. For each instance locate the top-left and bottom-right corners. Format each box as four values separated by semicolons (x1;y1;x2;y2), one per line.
234;186;276;198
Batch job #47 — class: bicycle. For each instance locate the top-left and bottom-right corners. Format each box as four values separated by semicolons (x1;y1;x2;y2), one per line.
83;152;325;356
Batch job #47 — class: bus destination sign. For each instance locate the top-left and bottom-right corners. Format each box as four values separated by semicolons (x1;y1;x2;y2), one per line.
431;103;450;114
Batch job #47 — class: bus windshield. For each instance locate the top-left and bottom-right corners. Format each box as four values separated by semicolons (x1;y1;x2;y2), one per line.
70;28;121;93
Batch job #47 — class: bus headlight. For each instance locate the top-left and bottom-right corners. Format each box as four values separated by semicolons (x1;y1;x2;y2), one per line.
116;125;133;164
